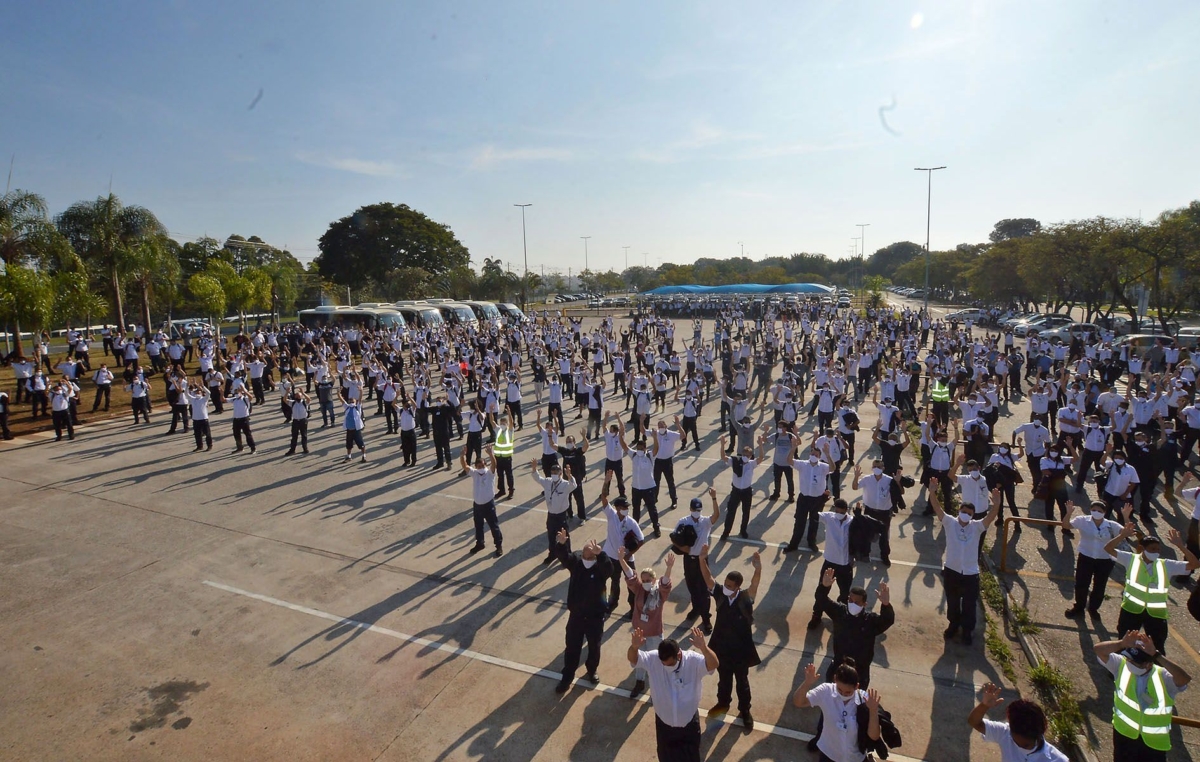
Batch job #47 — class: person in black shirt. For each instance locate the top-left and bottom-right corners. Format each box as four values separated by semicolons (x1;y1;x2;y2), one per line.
429;396;455;470
554;531;614;694
698;544;762;730
558;431;590;520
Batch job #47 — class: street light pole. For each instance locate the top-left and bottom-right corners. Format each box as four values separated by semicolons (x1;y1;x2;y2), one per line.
914;167;946;313
738;241;744;258
580;236;591;275
514;203;532;308
851;237;860;290
856;223;870;293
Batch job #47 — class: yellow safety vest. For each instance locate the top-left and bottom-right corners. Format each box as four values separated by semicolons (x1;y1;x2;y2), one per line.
494;428;514;457
1112;659;1174;750
1121;555;1170;619
931;380;950;403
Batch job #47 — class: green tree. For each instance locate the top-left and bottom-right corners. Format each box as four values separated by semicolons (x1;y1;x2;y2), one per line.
56;193;166;329
315;203;470;290
206;261;269;330
178;236;228;277
0;264;54;357
187;273;226;322
1115;204;1200;330
865;241;923;277
989;218;1042;243
125;234;182;331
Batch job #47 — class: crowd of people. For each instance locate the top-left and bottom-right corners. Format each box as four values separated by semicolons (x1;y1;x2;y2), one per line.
9;297;1200;762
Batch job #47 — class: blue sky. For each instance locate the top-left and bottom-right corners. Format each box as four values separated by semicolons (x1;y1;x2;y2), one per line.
3;1;1198;275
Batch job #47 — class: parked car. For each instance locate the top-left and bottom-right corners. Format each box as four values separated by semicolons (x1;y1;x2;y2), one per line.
1036;322;1102;344
1019;314;1074;336
945;309;986;324
1172;326;1200;350
1113;334;1175;358
998;312;1041;329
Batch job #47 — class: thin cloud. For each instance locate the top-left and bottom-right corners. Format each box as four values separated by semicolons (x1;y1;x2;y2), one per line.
295;151;401;177
470;145;573;169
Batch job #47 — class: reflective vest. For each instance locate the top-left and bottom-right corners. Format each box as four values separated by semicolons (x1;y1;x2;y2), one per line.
931;380;950;403
1121;555;1170;619
1112;659;1174;750
494;428;514;457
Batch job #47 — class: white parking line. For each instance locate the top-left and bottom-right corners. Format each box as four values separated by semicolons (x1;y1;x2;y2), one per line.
203;580;929;761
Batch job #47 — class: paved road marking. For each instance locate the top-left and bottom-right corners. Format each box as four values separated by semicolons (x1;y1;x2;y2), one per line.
203;579;930;762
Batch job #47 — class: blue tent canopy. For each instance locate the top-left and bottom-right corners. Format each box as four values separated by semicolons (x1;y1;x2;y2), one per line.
642;283;833;296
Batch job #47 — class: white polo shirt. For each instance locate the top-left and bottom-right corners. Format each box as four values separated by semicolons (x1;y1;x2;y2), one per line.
728;457;757;490
805;682;866;762
859;473;892;512
957;472;990;512
942;515;987;575
602;504;644;559
819;511;853;566
794;459;831;497
636;649;711;728
471;467;495;505
1068;515;1123;560
981;719;1069;762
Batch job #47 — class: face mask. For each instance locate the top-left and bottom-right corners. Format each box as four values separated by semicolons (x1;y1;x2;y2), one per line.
1091;510;1105;522
999;447;1009;454
958;513;972;524
723;586;737;599
1049;451;1059;459
1126;663;1149;677
617;510;627;520
847;602;864;616
1114;458;1125;466
809;455;819;464
872;468;882;477
969;470;980;478
581;558;596;569
690;510;702;520
642;581;654;592
1143;552;1159;563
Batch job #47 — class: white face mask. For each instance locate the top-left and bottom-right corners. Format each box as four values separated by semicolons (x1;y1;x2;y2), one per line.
1091;510;1106;522
1114;458;1125;466
1126;663;1149;677
809;455;819;464
723;586;737;599
847;602;864;616
642;581;654;592
957;512;973;524
581;558;597;569
690;510;702;520
1143;552;1160;563
969;470;980;478
872;468;882;477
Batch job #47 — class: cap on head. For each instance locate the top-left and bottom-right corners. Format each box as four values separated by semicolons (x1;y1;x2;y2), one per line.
689;497;703;511
612;496;630;509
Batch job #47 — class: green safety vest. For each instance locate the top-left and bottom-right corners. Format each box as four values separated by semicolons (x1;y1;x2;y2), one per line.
1121;554;1170;619
931;380;950;403
1112;659;1174;750
494;428;514;457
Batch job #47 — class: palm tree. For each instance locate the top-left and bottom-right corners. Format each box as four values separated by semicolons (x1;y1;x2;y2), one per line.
125;234;182;332
56;194;166;330
0;190;51;267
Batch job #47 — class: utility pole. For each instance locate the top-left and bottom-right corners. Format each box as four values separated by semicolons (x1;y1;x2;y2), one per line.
623;245;630;271
914;167;946;313
738;241;744;258
856;223;870;294
580;236;591;274
514;203;532;309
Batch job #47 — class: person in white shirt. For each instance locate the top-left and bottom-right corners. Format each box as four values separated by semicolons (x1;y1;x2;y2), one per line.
787;441;832;552
651;416;683;508
186;383;213;451
285;389;311;455
49;379;75;441
126;375;152;424
224;386;256;454
671;488;720;635
342;399;367;461
957;460;991;519
717;433;766;541
627;627;718;761
1063;500;1128;618
598;483;644;616
466;446;503;557
931;485;1000;645
968;683;1068;762
808;498;857;630
792;660;883;762
852;461;895;566
531;460;577;566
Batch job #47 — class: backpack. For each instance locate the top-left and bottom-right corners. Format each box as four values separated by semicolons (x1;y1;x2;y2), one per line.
857;699;903;758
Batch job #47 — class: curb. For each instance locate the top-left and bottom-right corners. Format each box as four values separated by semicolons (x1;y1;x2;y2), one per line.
981;551;1100;762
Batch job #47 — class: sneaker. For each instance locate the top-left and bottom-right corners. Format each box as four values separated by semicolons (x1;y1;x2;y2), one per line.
739;711;754;730
468;544;485;555
285;449;295;456
344;454;352;462
708;703;731;716
653;527;662;539
494;546;503;558
362;454;368;462
768;493;779;501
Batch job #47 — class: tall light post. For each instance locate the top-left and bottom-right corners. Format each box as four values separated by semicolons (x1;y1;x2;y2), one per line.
856;222;870;294
914;167;946;313
623;245;630;271
514;203;532;308
851;237;861;290
738;241;744;258
580;236;591;275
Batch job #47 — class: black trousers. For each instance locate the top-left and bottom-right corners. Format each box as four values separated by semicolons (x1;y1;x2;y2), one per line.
632;487;660;530
92;384;111;410
653;458;677;505
232;416;254;449
548;402;564;431
131;396;150;422
472;500;503;547
722;487;753;537
606;458;626;496
251;377;265;404
170;403;189;432
52;409;74;439
813;560;852;618
1073;554;1114;612
865;507;893;562
560;611;603;681
433;434;452;466
682;555;711;625
655;714;701;762
772;465;795;499
789;494;825;548
681;416;700;448
464;431;482;463
495;456;514;494
1116;608;1168;656
289;419;308;452
384;403;398;433
401;429;417;464
943;568;980;634
1074;449;1104;490
716;664;751;712
1112;727;1167;762
192;419;212;448
546;511;570;558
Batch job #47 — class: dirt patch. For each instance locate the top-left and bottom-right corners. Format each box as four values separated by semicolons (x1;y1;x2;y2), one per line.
128;680;208;733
